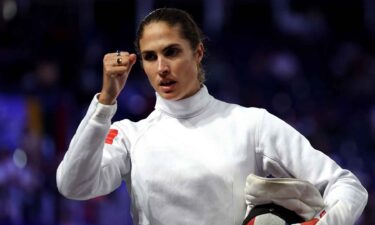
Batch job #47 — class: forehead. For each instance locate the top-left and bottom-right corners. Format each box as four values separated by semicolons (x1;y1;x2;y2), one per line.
139;22;189;52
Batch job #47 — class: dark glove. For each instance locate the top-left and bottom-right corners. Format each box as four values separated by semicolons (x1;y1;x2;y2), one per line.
243;203;304;225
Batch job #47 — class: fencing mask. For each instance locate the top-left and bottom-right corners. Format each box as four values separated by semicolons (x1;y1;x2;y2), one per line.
243;174;325;225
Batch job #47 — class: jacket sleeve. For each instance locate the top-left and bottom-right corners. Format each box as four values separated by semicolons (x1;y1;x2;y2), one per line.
56;94;130;200
256;109;368;225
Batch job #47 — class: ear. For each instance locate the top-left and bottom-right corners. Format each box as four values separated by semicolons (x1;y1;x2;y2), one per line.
195;42;204;63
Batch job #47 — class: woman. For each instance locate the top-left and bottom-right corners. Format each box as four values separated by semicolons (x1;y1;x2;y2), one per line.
56;8;367;225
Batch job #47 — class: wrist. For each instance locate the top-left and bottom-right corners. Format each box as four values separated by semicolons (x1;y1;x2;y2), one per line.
98;92;116;105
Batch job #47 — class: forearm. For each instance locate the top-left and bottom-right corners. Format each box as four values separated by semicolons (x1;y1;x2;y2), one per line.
317;172;368;225
56;95;118;200
258;110;368;224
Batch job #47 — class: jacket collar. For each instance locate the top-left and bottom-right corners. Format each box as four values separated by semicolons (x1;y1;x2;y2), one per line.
155;85;211;119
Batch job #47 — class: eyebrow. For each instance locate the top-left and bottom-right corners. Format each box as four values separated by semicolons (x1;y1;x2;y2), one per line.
141;43;182;55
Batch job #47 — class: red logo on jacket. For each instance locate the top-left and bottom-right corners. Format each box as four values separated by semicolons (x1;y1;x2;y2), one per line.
105;129;118;144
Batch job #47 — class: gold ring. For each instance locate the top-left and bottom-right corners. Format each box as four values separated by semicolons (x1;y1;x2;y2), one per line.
117;57;122;64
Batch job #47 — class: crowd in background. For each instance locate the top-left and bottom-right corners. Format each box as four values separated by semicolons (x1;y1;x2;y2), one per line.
0;0;374;224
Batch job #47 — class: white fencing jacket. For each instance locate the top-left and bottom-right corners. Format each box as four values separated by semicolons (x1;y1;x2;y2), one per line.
57;85;367;225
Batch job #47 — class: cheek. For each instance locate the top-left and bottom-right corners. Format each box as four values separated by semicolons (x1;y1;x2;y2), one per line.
181;60;198;80
142;62;151;74
176;58;196;75
145;74;157;87
143;64;154;79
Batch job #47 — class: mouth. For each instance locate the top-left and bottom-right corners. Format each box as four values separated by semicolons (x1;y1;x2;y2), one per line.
159;79;177;93
159;79;177;87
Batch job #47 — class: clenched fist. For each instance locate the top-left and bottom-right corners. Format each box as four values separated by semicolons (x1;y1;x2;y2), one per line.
99;51;137;105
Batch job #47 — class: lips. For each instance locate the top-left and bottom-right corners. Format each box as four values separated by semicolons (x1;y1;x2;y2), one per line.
159;79;177;92
159;79;177;86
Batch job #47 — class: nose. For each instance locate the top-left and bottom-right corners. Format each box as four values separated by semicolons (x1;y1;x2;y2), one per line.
157;56;170;76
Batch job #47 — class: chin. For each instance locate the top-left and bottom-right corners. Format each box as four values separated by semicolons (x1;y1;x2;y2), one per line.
158;92;181;101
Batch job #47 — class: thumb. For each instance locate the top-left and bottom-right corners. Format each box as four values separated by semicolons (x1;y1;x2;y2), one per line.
128;53;137;67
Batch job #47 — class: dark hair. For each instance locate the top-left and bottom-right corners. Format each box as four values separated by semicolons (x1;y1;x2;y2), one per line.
134;8;206;83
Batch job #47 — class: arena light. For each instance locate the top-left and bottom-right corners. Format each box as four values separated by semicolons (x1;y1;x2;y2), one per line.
2;0;17;21
13;148;27;169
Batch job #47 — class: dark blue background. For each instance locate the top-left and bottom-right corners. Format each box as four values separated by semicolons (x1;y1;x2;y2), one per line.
0;0;374;224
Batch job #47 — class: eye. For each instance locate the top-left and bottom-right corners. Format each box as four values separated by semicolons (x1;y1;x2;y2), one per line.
164;47;180;57
142;52;157;61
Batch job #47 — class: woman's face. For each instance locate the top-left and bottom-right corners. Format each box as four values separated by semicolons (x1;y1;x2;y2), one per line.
139;22;203;101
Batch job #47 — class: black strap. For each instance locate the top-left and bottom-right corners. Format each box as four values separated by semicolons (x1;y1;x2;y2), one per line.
242;203;305;225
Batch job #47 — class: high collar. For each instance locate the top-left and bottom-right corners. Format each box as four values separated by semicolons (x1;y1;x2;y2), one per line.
155;85;212;119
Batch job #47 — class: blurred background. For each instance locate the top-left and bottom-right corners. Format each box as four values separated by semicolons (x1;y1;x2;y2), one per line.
0;0;374;224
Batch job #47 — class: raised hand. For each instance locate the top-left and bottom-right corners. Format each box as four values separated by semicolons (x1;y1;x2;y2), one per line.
99;51;137;105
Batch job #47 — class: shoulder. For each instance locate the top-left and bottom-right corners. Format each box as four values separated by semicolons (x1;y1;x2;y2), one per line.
111;110;160;140
206;98;268;134
212;97;266;119
115;110;159;131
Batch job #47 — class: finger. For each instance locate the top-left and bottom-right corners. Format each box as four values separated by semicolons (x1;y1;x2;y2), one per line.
103;58;127;68
109;54;135;66
113;51;129;60
104;67;129;77
103;52;136;76
104;52;129;58
103;51;129;62
116;51;129;56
